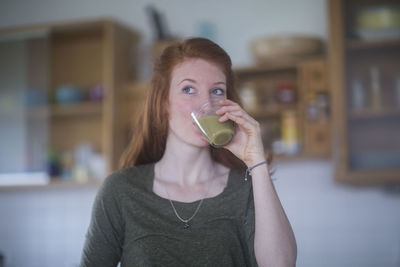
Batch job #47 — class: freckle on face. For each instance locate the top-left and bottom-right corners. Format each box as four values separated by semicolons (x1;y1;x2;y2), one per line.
178;102;193;115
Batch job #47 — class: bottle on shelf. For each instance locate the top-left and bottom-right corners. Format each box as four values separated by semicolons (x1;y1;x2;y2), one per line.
351;79;367;111
395;76;400;108
281;110;301;155
369;66;382;112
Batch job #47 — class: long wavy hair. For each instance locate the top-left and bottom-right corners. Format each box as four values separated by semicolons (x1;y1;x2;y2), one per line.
120;38;269;171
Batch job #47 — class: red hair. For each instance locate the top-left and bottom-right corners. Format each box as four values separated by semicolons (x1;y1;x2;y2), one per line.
120;38;255;170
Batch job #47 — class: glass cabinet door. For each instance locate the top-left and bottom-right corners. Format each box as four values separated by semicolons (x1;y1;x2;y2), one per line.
330;0;400;184
344;0;400;172
0;29;50;185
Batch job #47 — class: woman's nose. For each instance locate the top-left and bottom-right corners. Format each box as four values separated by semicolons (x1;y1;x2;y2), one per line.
193;90;224;108
193;93;210;105
199;92;221;102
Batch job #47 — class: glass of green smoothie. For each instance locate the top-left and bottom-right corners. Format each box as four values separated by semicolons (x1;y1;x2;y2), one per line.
191;98;234;147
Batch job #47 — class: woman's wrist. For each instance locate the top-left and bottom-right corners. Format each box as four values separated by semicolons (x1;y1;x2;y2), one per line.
245;155;267;168
248;162;271;182
244;159;268;181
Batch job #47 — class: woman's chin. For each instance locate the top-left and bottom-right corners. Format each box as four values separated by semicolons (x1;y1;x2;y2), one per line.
189;135;210;147
200;135;210;144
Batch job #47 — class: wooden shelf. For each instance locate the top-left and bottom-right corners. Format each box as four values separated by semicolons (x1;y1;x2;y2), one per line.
0;178;102;191
347;37;400;50
348;108;400;119
234;62;297;76
47;178;102;188
51;101;103;117
12;103;104;119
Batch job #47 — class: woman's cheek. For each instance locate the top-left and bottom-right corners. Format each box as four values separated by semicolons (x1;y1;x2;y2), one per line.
178;102;194;119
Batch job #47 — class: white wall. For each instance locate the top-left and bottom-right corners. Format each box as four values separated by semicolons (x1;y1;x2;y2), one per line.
275;160;400;267
0;0;327;78
0;187;96;267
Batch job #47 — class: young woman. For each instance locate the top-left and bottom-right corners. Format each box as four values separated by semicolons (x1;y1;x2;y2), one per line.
80;38;297;267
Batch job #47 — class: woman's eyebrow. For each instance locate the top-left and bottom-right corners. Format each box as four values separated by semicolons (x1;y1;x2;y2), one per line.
213;81;226;86
178;79;226;86
178;78;197;85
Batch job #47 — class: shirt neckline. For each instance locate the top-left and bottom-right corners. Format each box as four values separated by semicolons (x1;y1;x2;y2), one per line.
145;162;235;205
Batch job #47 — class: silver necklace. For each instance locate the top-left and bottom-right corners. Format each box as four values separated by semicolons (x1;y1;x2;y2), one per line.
161;167;215;230
165;189;206;229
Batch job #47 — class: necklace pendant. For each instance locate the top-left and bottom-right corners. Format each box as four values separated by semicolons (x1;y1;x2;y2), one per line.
183;222;190;229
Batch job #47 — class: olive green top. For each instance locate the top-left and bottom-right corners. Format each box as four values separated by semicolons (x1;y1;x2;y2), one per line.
80;163;257;267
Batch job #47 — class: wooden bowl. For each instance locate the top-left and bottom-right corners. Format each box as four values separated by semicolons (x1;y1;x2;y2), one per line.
251;36;323;64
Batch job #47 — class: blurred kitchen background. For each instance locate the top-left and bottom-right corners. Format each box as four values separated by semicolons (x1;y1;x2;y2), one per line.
0;0;400;266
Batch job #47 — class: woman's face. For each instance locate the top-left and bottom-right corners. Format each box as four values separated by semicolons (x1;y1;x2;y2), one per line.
168;58;227;147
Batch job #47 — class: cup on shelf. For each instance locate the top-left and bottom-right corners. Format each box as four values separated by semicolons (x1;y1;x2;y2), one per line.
88;84;104;102
239;82;258;112
55;85;85;104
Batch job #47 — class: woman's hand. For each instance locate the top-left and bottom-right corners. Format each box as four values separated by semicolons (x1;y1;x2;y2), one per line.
216;99;266;167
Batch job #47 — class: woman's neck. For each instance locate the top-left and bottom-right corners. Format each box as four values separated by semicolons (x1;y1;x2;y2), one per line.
155;134;219;187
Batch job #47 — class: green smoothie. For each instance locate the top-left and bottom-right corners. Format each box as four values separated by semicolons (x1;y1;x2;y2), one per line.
197;115;234;147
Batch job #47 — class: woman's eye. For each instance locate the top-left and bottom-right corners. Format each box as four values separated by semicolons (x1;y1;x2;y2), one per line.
182;87;196;94
211;88;225;96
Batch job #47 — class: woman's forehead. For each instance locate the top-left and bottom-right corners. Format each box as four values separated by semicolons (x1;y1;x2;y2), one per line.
171;58;226;85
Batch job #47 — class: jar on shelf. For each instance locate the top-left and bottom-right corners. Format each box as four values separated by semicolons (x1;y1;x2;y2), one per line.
275;80;296;104
239;82;258;112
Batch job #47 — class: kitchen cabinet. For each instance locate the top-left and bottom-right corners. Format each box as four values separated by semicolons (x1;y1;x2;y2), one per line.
328;0;400;184
234;57;331;160
0;18;139;187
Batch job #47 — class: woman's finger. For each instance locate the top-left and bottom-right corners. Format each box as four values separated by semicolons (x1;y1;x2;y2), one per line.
216;105;241;115
218;104;259;125
219;99;240;107
219;110;258;126
218;100;257;117
225;112;259;134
